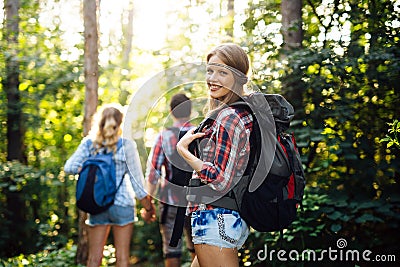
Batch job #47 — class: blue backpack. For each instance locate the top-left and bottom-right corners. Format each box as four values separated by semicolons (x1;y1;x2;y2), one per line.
76;138;123;215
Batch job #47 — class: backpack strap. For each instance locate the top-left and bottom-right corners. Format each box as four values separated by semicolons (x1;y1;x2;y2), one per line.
85;139;95;155
199;103;258;209
86;138;123;155
167;126;180;136
169;118;225;247
186;105;256;212
209;190;239;211
116;138;123;150
169;205;187;247
168;126;194;246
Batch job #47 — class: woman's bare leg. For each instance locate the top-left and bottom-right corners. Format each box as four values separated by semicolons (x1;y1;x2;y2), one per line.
194;244;239;267
112;223;134;267
191;256;200;267
87;225;110;267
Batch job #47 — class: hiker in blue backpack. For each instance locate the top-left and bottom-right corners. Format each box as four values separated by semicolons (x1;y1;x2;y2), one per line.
145;93;196;267
176;43;253;267
64;104;155;267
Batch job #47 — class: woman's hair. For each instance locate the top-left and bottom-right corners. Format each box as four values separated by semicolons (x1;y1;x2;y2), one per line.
89;104;124;154
205;43;250;114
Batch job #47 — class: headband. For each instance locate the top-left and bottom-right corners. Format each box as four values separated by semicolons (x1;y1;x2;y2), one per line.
207;62;248;85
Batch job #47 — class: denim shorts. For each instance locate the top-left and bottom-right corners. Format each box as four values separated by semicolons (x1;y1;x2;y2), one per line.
191;207;249;249
86;205;136;226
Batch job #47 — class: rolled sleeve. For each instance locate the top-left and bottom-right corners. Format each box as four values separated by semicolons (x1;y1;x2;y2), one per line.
64;138;91;174
145;133;165;185
198;109;250;193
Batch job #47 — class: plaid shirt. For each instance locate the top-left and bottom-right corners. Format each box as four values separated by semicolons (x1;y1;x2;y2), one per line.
145;121;194;204
64;137;147;207
190;106;253;212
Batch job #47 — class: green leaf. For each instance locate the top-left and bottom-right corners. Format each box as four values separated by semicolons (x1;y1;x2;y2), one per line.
335;201;348;208
331;224;342;232
8;185;18;191
327;211;342;220
286;235;295;242
310;135;325;142
355;213;384;224
379;137;389;143
320;207;335;213
344;153;358;160
358;201;381;209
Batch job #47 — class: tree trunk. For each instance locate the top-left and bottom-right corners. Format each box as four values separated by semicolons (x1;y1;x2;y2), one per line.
76;0;99;265
226;0;235;38
122;0;134;67
3;1;29;256
4;0;25;163
280;0;304;111
118;0;134;105
281;0;303;51
83;0;99;136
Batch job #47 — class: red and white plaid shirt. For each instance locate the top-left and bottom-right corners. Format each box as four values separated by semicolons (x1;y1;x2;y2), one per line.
190;106;253;212
146;121;194;204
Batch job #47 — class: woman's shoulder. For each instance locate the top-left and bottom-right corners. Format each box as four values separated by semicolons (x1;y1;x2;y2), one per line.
120;137;138;150
216;106;252;124
115;138;138;161
81;136;92;143
79;136;93;148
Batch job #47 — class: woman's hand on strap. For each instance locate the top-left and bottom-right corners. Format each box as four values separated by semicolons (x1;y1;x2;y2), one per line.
176;128;205;172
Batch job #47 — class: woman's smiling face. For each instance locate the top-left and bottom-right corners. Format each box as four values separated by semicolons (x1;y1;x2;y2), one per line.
206;55;235;100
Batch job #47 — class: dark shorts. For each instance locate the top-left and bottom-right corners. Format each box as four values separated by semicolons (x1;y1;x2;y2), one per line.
159;203;194;258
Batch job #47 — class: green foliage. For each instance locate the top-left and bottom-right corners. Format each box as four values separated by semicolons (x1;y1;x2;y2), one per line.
131;218;163;264
241;0;400;265
0;0;85;258
240;187;400;266
0;244;80;267
0;0;85;167
0;161;75;257
380;119;400;149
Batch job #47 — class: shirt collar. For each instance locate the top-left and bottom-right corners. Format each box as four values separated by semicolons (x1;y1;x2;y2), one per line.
173;120;193;128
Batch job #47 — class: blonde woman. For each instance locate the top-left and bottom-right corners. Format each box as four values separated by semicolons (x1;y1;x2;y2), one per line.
64;104;155;267
177;44;253;267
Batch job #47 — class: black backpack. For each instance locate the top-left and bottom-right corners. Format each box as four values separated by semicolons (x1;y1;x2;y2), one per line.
167;127;193;187
169;93;306;247
160;127;193;225
187;93;306;232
